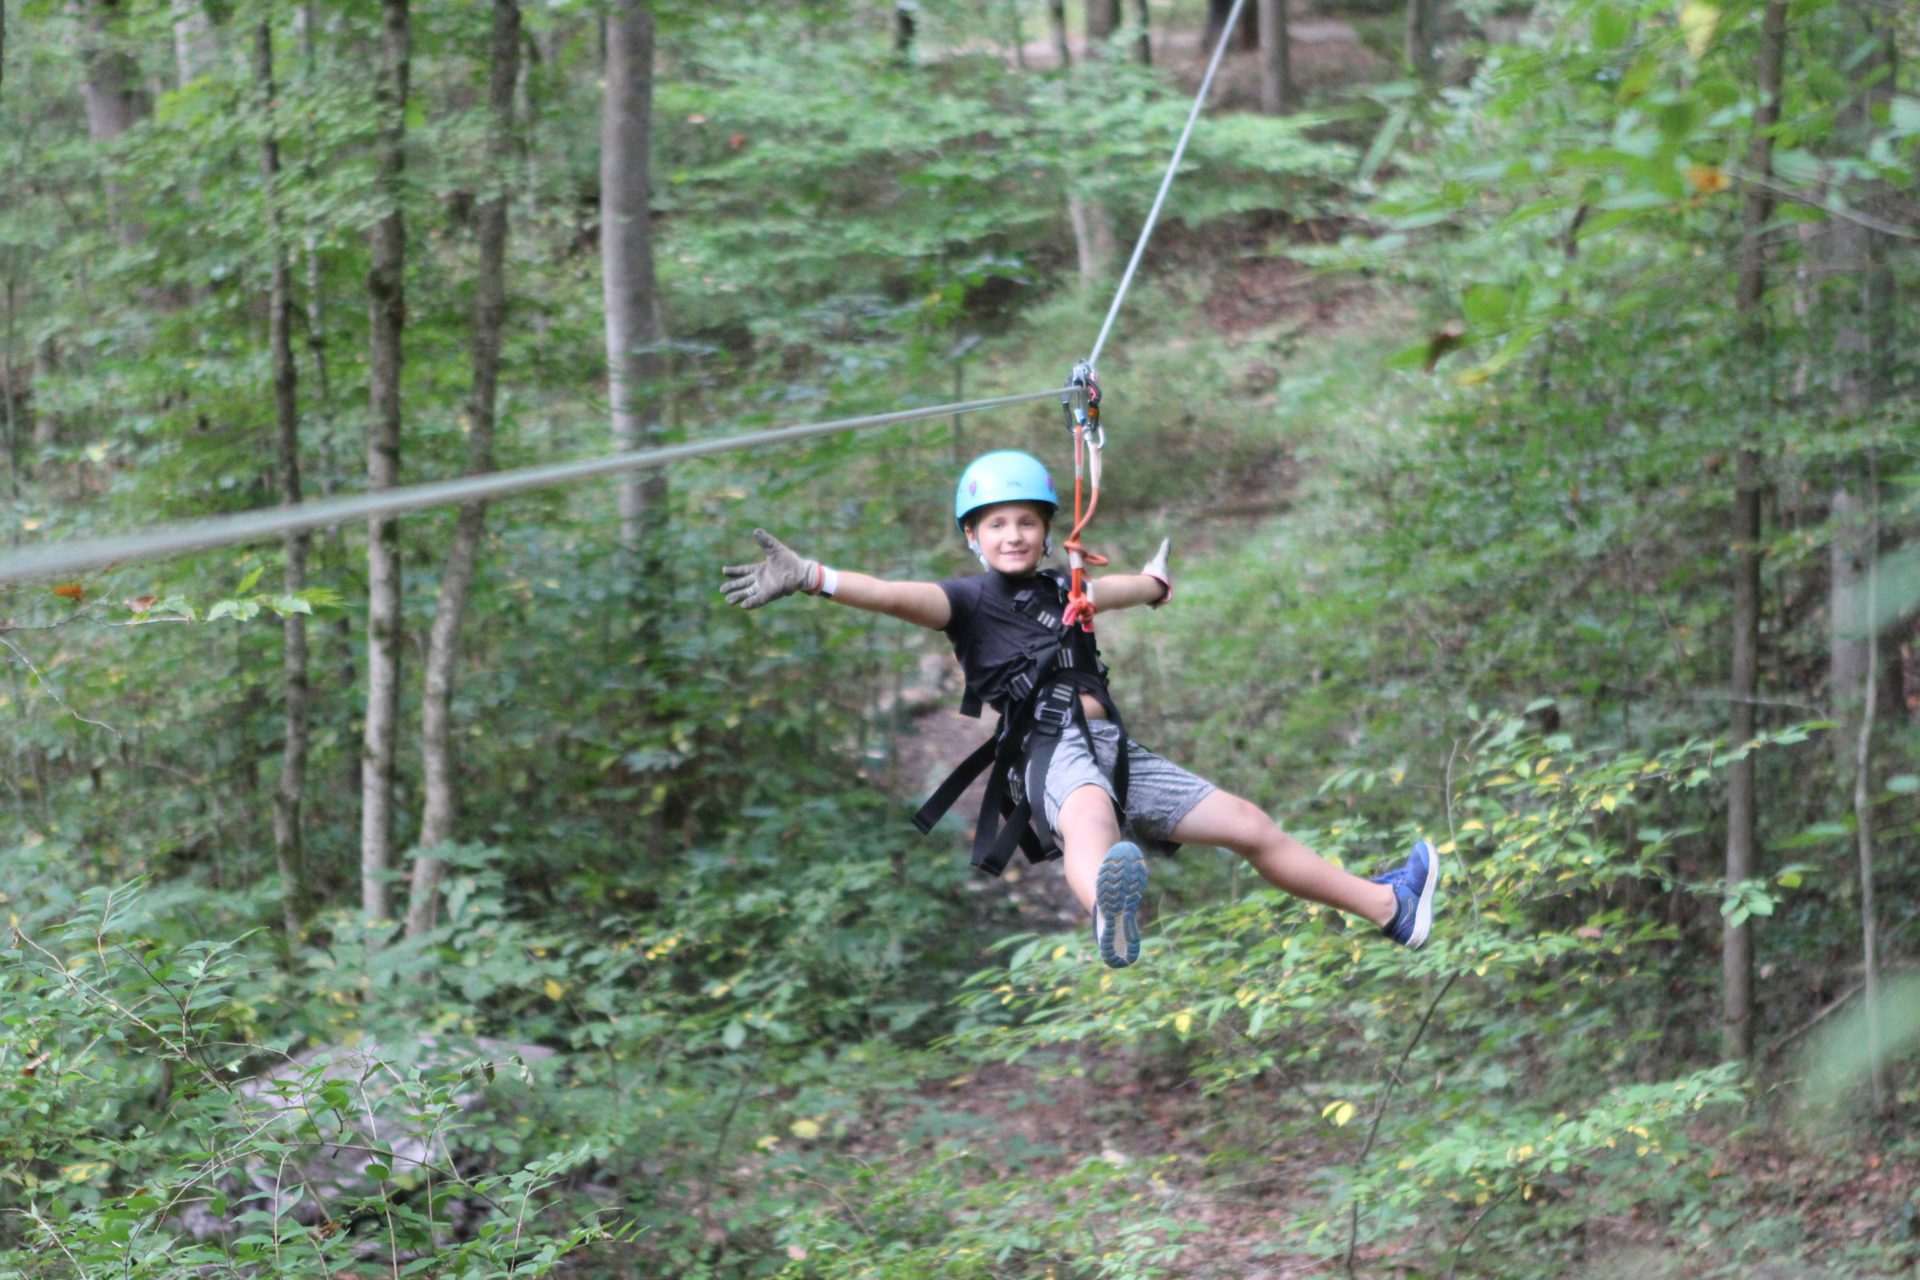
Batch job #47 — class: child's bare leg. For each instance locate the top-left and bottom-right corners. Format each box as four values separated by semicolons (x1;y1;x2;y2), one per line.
1054;783;1123;914
1169;790;1396;927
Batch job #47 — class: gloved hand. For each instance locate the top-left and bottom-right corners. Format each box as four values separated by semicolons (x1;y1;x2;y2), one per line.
1140;537;1172;607
721;529;821;610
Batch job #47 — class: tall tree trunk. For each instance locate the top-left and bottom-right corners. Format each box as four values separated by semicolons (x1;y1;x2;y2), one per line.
1067;192;1116;288
258;21;309;946
1405;0;1435;79
173;0;216;86
1722;0;1787;1068
1205;0;1256;52
361;0;411;925
76;0;141;247
1047;0;1070;68
1258;0;1291;114
299;2;358;787
3;281;17;495
1852;459;1885;1108
1836;5;1895;1109
32;336;57;451
894;2;915;60
407;0;520;939
602;0;665;559
1828;5;1896;767
1085;0;1118;45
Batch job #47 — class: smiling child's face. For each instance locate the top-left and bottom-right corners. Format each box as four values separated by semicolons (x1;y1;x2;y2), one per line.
967;501;1050;575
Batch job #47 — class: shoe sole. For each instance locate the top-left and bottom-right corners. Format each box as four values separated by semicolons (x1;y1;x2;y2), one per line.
1405;839;1439;949
1096;842;1147;968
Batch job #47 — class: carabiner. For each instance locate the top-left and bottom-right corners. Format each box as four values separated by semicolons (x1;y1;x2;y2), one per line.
1061;360;1100;434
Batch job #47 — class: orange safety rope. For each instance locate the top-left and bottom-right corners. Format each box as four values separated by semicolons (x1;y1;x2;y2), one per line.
1060;364;1107;630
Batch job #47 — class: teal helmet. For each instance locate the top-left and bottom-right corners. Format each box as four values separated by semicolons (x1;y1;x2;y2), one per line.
954;451;1058;533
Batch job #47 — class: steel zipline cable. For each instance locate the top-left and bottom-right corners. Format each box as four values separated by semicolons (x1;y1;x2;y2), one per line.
0;390;1065;583
1084;0;1249;372
0;1;1249;587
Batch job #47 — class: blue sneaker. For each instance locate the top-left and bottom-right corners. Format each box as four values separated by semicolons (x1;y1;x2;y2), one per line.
1371;839;1440;949
1093;842;1147;968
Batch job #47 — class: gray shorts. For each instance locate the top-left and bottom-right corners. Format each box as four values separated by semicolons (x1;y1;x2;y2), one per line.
1025;719;1216;854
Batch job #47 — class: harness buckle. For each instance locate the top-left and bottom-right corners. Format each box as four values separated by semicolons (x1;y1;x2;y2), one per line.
1032;684;1077;731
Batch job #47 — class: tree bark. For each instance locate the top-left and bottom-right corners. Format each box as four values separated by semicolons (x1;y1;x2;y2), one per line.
894;2;915;60
1828;6;1896;768
3;281;17;496
258;21;309;946
1205;0;1256;52
1067;192;1117;288
602;0;665;559
298;2;359;771
1047;0;1070;68
1852;461;1885;1108
32;336;57;451
1405;0;1435;79
361;0;411;926
174;0;217;87
407;0;519;939
1721;0;1787;1069
75;0;142;247
1130;0;1149;64
1086;0;1118;44
1838;5;1895;1109
1258;0;1291;114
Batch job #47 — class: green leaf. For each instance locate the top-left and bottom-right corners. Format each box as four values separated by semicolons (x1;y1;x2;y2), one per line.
1592;6;1631;51
1463;284;1513;327
235;564;266;595
1886;775;1919;794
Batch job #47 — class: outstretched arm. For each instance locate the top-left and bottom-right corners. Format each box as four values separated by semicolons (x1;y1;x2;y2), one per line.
721;529;951;630
1089;538;1173;613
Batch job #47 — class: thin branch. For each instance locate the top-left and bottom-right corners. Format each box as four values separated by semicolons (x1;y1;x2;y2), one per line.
1345;968;1463;1277
1723;166;1920;243
0;633;123;737
1444;1183;1520;1279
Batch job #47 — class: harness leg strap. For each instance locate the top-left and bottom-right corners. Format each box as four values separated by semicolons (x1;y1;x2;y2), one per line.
912;735;999;835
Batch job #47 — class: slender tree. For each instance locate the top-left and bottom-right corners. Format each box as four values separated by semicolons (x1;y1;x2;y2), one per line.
296;3;358;739
1837;6;1896;1109
602;0;665;558
258;19;309;944
1204;0;1256;52
3;281;17;494
1722;0;1787;1067
362;0;411;925
1258;0;1291;114
76;0;141;246
1047;0;1070;68
1086;0;1117;49
1405;0;1435;79
407;0;520;939
1130;0;1148;65
173;0;215;87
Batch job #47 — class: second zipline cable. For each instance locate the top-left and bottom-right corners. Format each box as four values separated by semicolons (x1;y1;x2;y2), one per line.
0;389;1067;583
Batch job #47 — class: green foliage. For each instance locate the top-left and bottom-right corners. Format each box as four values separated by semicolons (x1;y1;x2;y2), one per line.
3;0;1916;1274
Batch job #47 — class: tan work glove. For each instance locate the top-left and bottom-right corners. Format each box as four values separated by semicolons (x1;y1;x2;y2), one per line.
721;529;822;610
1140;537;1172;607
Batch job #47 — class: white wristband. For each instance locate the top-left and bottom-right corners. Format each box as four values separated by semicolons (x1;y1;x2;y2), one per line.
818;566;839;597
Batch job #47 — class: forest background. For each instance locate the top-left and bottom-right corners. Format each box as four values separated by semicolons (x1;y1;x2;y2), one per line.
1;0;1916;1275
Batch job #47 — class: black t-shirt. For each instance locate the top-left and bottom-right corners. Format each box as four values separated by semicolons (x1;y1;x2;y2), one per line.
938;570;1071;714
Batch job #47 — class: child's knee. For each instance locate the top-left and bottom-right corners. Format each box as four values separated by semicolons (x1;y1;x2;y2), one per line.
1055;783;1120;841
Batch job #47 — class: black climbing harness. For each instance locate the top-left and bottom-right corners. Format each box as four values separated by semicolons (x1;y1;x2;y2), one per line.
911;569;1133;877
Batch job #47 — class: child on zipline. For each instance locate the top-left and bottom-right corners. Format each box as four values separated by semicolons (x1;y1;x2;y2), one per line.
721;449;1438;968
